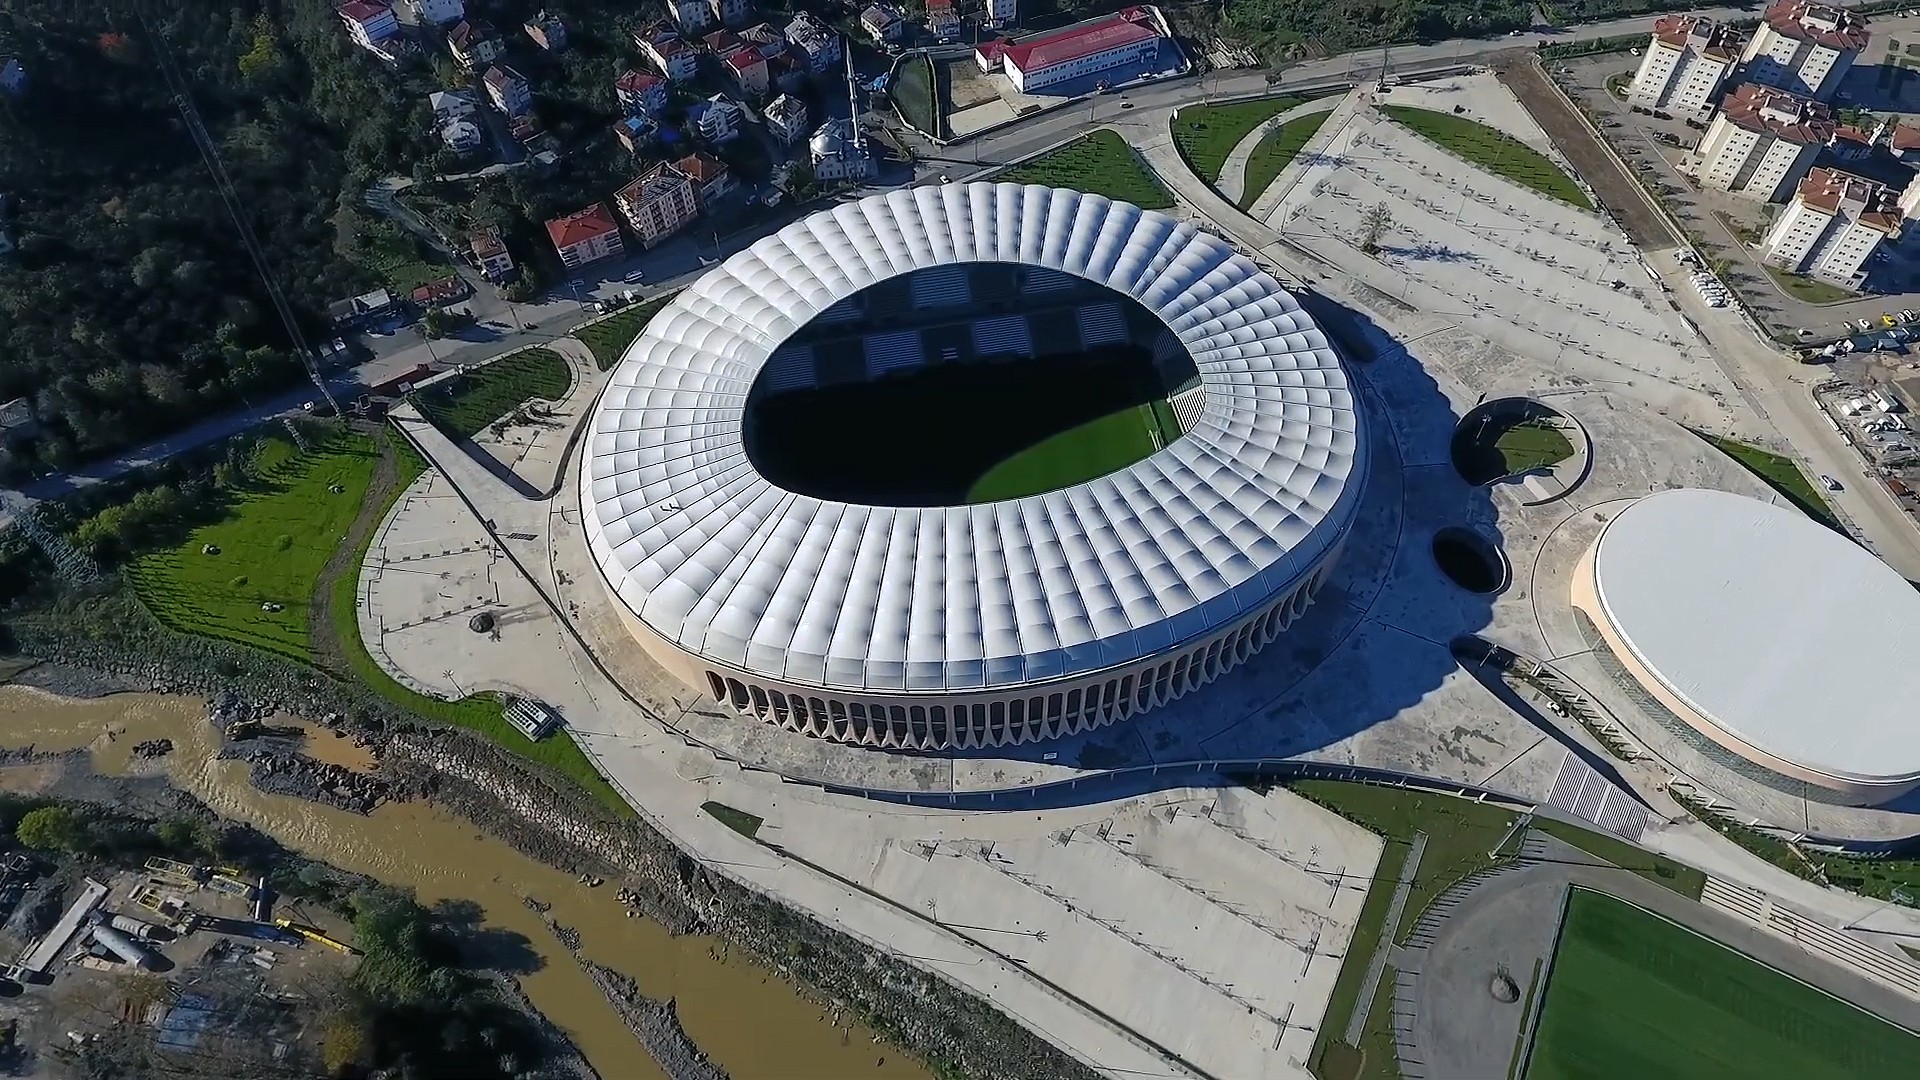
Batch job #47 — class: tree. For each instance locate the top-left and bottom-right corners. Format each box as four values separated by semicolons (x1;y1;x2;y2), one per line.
16;806;85;852
1359;201;1393;255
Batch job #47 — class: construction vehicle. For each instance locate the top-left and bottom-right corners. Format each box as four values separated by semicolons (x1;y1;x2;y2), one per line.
272;919;359;956
142;857;208;888
224;717;263;740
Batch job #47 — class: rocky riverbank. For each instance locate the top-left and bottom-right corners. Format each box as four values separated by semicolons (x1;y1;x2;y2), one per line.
4;614;1106;1080
573;955;730;1080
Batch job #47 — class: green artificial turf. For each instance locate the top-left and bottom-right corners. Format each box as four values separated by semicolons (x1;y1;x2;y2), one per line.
997;131;1175;210
1696;431;1841;530
1378;105;1594;210
128;433;379;662
575;293;678;370
416;348;572;438
1240;111;1333;209
1170;96;1306;184
1527;889;1920;1080
967;404;1165;501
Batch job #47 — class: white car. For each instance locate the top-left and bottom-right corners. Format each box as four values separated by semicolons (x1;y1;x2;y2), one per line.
1821;474;1843;491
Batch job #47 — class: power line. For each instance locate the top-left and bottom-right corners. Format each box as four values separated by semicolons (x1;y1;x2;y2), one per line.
138;9;344;419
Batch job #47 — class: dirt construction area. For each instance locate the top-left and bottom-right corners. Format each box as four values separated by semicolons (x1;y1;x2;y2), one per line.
1496;57;1676;251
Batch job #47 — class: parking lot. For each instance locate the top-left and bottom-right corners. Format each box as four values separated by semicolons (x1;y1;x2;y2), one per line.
1556;51;1920;338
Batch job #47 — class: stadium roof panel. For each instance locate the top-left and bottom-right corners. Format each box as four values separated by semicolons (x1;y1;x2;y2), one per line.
580;182;1366;694
1590;487;1920;785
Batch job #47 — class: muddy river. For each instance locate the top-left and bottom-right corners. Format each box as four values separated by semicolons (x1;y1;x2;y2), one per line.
0;686;929;1080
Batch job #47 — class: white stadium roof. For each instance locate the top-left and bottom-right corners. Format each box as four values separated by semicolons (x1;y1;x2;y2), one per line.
1591;488;1920;785
579;183;1365;694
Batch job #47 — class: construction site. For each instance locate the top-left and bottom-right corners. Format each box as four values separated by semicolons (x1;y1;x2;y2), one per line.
0;854;358;1078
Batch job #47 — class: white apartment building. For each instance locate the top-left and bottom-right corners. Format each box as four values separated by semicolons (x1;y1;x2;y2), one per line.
1740;0;1869;102
986;0;1017;28
1691;83;1833;201
403;0;464;26
1628;16;1741;116
340;1;400;53
765;93;809;146
616;165;701;250
1763;167;1900;288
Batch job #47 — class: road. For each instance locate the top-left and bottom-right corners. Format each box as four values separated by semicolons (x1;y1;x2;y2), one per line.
1;0;1897;533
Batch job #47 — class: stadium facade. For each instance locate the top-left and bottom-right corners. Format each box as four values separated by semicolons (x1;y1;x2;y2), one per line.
1572;487;1920;805
580;183;1365;749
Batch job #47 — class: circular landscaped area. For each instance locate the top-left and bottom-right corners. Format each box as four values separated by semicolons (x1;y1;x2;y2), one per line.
1451;399;1578;487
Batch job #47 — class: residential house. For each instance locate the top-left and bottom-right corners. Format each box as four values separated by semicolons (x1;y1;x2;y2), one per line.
441;118;484;152
469;229;515;280
637;25;701;82
740;23;787;59
861;5;905;43
484;65;533;116
1894;122;1920;163
508;112;544;142
1690;82;1833;201
402;0;464;26
545;203;626;268
704;28;745;57
725;47;769;97
340;1;400;52
1740;0;1870;102
0;58;24;100
615;115;659;154
1828;122;1876;160
1763;166;1900;288
927;0;961;42
428;88;478;125
447;20;507;72
616;70;670;116
665;0;715;34
985;0;1016;27
410;276;468;307
810;117;874;182
691;94;744;144
765;93;809;146
784;13;842;73
676;152;736;208
768;52;807;94
0;399;37;459
710;0;754;28
616;164;702;249
1627;16;1741;117
328;288;396;327
524;10;569;51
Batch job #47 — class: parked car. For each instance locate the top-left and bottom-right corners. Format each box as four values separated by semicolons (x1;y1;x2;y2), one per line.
1821;474;1843;491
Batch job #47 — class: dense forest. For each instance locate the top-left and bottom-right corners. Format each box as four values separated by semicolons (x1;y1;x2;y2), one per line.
0;1;441;470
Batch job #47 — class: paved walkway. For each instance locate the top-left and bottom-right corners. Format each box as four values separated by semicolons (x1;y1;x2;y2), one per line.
1245;89;1370;222
1215;97;1341;206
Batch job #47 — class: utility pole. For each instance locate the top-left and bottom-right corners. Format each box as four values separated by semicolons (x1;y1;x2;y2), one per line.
141;10;344;418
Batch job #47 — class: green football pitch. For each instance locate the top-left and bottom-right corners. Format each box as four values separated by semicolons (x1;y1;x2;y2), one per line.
968;400;1181;502
1526;889;1920;1080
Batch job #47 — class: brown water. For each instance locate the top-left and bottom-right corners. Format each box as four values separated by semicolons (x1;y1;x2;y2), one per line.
0;686;930;1080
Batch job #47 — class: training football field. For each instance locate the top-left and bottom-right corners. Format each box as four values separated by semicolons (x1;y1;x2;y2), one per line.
1526;889;1920;1080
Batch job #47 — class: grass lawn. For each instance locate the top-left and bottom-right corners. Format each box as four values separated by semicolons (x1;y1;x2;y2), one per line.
1241;111;1333;209
326;435;632;817
1378;105;1594;210
128;433;380;664
1530;818;1704;899
417;349;571;438
1527;889;1920;1079
574;292;678;371
701;801;764;839
891;52;941;138
1696;431;1841;530
997;131;1175;210
1452;416;1575;484
362;230;453;294
967;403;1165;501
1289;780;1520;1080
1170;96;1305;184
1764;264;1854;304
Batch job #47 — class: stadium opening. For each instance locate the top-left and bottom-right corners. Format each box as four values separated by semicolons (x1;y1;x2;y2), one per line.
581;183;1366;750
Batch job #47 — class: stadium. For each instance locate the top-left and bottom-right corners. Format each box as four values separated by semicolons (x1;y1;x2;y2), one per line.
1572;487;1920;805
579;183;1365;749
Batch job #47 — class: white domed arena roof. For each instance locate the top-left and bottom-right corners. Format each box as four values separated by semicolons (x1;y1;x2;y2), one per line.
580;183;1366;694
1591;488;1920;785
